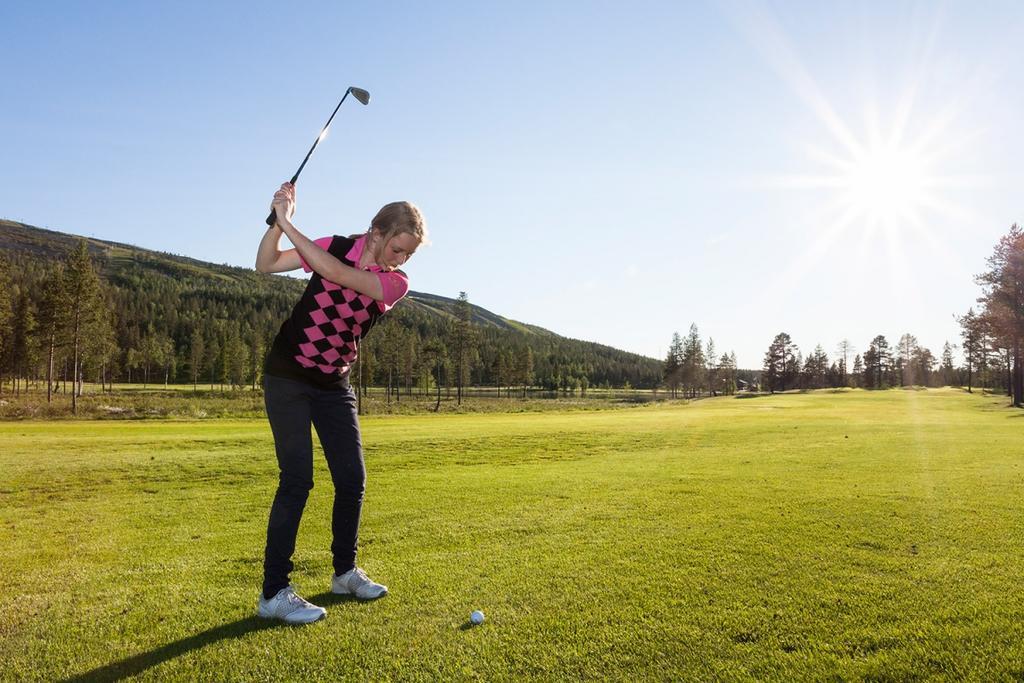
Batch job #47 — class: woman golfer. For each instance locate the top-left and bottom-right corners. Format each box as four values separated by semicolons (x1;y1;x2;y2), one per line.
254;182;425;624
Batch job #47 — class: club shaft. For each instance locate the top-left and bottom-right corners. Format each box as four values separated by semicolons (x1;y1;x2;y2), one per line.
291;89;351;183
265;87;363;227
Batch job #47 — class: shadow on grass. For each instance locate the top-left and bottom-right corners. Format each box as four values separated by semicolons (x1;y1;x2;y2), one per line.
63;592;357;683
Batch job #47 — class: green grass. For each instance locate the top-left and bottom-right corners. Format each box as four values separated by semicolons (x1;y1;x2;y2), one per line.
2;389;1022;681
0;384;660;420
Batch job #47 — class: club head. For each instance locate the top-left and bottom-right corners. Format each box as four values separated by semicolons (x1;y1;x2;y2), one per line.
349;87;371;105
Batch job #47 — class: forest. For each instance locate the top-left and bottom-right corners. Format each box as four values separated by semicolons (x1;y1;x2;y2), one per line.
7;219;1019;410
0;221;663;405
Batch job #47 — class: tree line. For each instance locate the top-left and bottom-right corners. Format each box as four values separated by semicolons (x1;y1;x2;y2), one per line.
14;223;1020;409
0;237;662;411
759;332;960;392
662;324;745;398
960;223;1024;405
752;224;1024;401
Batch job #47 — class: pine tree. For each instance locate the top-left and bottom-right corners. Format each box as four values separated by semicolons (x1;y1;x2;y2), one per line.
958;309;981;394
205;332;221;391
940;342;956;387
161;337;177;388
0;258;12;394
422;338;447;412
37;265;69;402
852;354;864;388
836;339;853;387
717;352;736;394
141;328;163;388
11;292;39;394
863;336;890;389
355;332;375;412
451;292;478;405
763;332;798;392
401;332;418;399
227;327;245;389
804;344;828;389
729;351;738;393
705;338;718;396
248;333;263;391
85;304;117;392
681;324;705;398
373;318;400;404
895;333;920;386
910;345;936;387
976;224;1024;405
517;346;534;398
62;242;105;413
496;349;513;397
664;332;683;398
189;328;205;391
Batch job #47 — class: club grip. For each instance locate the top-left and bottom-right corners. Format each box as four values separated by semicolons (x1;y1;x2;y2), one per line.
266;208;277;227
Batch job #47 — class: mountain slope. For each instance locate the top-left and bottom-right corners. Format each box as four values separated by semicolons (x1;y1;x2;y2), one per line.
0;219;663;387
2;220;557;333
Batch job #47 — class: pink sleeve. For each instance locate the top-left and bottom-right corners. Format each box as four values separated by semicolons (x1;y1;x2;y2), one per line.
299;236;335;273
376;271;410;307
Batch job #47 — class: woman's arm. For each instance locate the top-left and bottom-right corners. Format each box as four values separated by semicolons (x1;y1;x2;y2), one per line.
255;225;303;273
271;183;385;300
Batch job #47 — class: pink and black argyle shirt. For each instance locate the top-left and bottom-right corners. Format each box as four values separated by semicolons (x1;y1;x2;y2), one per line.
264;234;409;389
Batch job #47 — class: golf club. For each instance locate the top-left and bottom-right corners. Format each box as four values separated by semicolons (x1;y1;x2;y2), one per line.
266;86;371;226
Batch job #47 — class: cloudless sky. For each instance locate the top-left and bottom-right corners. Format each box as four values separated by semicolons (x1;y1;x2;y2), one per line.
3;1;1023;368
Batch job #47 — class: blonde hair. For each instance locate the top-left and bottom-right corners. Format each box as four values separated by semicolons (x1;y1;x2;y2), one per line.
369;201;428;246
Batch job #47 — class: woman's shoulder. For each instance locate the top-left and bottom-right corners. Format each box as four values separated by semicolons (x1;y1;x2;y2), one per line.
325;234;358;260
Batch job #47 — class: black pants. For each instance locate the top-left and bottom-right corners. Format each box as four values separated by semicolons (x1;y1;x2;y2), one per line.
261;373;365;599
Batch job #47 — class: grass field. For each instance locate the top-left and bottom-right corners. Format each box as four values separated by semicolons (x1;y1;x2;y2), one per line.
0;383;655;420
2;389;1022;681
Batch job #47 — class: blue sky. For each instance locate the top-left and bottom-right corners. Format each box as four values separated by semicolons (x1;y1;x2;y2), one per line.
3;1;1023;368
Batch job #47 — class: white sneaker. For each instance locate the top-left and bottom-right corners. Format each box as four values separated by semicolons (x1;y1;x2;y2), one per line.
331;567;388;600
257;585;327;624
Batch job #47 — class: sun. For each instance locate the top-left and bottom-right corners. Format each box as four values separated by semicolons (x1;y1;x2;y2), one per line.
840;142;931;223
776;129;947;236
728;1;985;312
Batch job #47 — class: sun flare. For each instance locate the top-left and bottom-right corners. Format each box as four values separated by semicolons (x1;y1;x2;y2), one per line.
776;129;948;235
841;143;930;223
732;3;981;244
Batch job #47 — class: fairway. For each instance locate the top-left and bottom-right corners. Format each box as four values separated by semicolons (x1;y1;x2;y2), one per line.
2;389;1022;681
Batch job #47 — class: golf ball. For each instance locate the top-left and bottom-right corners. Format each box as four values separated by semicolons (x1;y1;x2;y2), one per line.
470;610;485;625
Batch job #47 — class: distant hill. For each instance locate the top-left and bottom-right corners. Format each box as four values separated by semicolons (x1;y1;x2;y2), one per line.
0;220;663;388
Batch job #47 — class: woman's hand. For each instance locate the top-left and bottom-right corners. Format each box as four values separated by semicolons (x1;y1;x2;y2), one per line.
256;184;302;273
271;182;297;227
